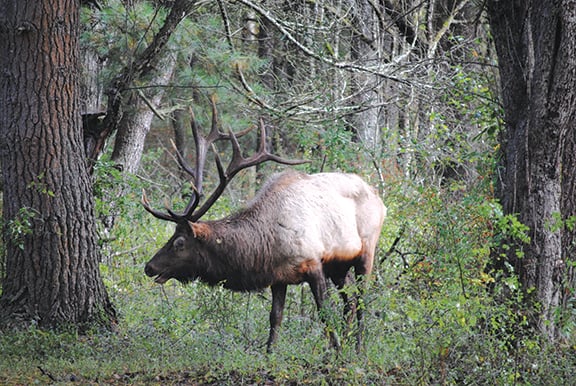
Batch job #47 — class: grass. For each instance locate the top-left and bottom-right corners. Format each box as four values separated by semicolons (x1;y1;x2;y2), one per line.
0;279;395;384
1;261;575;385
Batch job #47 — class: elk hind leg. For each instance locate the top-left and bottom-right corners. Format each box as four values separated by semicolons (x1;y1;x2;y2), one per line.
354;240;377;352
308;269;341;351
328;269;357;334
353;271;368;352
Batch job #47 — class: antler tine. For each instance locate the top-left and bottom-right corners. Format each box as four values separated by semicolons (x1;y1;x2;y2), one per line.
181;97;230;221
180;98;230;219
256;118;308;165
143;98;230;223
141;190;181;223
206;95;255;140
171;139;196;180
192;96;255;197
193;96;231;195
206;95;222;143
226;118;308;178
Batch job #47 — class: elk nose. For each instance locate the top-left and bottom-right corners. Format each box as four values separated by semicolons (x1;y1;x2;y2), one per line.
144;263;156;277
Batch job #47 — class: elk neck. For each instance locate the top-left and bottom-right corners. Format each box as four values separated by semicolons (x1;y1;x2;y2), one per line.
193;207;277;291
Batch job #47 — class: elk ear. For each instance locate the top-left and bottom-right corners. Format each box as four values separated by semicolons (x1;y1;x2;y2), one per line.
190;222;211;241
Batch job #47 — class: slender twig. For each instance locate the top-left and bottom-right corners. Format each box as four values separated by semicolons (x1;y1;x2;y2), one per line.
37;367;57;382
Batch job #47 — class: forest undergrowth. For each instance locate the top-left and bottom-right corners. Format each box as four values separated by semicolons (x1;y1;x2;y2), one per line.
1;147;575;385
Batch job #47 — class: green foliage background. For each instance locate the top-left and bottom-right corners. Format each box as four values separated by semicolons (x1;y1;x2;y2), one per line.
1;1;575;384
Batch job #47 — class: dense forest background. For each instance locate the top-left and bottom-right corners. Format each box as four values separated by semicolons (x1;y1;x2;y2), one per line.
0;0;575;384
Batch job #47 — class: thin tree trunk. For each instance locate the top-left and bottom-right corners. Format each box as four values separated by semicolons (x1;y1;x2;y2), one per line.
349;0;383;153
111;50;177;174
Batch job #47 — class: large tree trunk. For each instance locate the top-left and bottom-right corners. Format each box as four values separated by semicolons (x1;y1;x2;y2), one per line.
488;0;575;340
554;0;576;331
0;0;116;329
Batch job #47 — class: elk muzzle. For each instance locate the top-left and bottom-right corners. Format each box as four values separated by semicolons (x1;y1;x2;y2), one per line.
144;261;170;284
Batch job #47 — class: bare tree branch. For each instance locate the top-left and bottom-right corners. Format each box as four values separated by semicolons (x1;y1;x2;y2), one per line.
231;0;412;85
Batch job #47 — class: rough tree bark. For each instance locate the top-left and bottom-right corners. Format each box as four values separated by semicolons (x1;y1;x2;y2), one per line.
488;0;576;340
0;0;116;329
110;50;177;174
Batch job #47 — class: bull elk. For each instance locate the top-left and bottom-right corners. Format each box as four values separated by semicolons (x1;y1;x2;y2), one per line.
143;101;386;352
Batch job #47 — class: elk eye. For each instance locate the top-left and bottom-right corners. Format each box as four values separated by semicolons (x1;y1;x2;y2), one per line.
173;236;186;251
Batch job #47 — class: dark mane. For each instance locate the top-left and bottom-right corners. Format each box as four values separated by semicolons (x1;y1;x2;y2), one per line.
200;213;278;291
194;172;308;290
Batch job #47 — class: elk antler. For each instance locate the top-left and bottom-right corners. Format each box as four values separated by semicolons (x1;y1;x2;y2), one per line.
142;97;307;223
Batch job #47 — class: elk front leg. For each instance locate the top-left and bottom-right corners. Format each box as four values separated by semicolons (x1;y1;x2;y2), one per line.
308;270;341;351
266;283;287;353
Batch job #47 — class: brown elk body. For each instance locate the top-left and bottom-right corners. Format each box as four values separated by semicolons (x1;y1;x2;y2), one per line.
143;101;386;352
